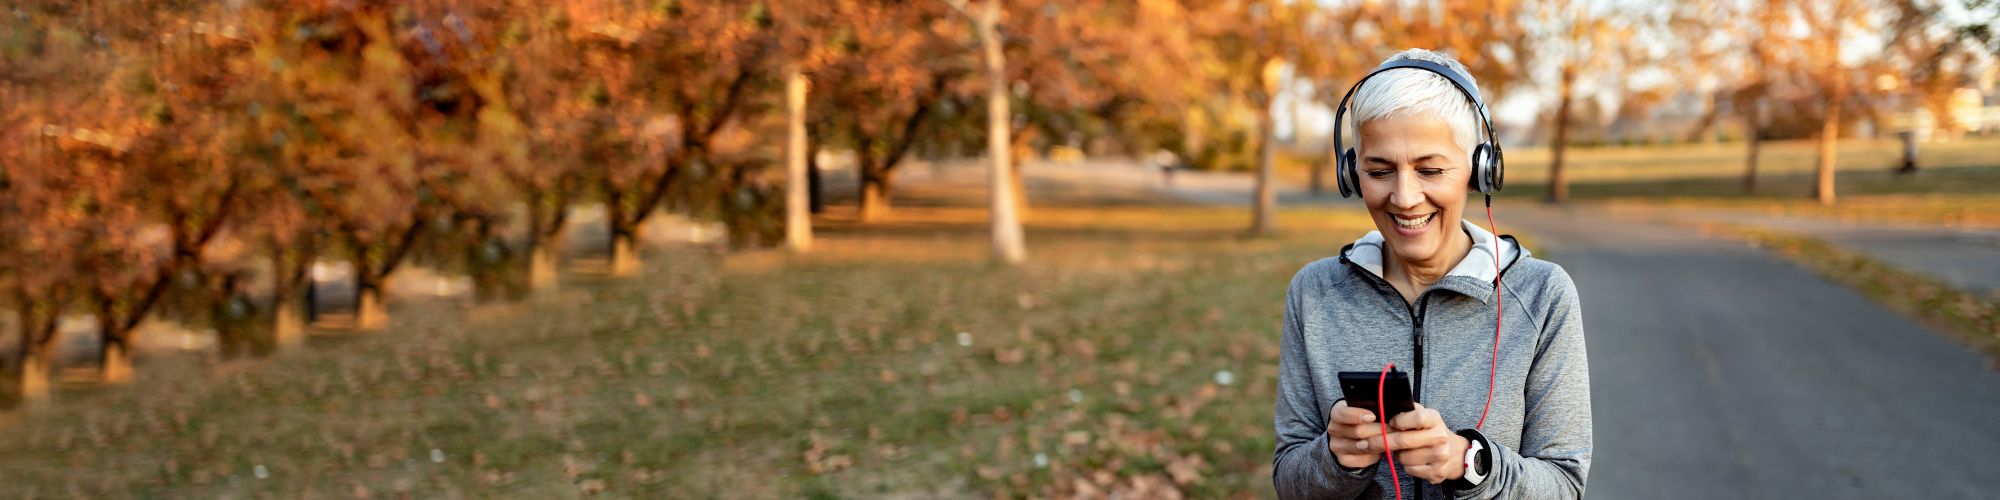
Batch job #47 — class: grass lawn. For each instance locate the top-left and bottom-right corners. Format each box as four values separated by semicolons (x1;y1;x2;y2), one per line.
0;184;1384;498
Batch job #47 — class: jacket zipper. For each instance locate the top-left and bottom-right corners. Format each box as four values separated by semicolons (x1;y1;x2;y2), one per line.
1359;273;1435;499
1345;240;1513;500
1406;292;1431;500
1390;288;1434;402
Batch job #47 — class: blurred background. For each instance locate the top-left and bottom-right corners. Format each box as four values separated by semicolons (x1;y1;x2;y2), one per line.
1;0;1998;497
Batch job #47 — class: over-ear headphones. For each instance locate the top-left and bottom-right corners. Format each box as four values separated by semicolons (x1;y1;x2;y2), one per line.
1333;58;1504;198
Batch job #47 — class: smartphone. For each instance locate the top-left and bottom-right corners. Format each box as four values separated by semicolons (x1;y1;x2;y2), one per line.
1338;370;1414;424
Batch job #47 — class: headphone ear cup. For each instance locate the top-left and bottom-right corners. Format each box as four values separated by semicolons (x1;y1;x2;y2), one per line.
1337;148;1359;198
1490;147;1504;192
1469;143;1494;194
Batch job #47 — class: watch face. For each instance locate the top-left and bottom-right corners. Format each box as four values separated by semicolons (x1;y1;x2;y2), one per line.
1467;441;1488;475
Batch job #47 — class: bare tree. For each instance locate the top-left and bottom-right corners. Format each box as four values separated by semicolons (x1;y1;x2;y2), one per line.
944;0;1027;265
1792;0;1871;205
785;68;813;254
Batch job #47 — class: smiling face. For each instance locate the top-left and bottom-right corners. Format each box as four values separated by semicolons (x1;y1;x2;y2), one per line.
1357;113;1471;269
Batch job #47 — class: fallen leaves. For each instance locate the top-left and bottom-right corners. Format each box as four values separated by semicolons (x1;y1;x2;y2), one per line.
802;434;854;476
0;201;1345;498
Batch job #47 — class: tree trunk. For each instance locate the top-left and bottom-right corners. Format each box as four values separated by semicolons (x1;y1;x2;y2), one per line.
268;241;311;349
858;168;892;222
10;306;53;406
1009;134;1031;217
1743;99;1762;194
272;296;305;350
95;306;136;384
15;351;49;405
1549;64;1576;204
978;1;1026;265
101;339;133;384
90;293;139;383
604;191;644;276
354;276;389;331
1897;130;1919;175
525;195;567;294
785;67;813;254
807;142;824;214
528;242;560;292
1816;80;1843;205
609;230;641;277
1182;107;1206;168
1250;113;1277;236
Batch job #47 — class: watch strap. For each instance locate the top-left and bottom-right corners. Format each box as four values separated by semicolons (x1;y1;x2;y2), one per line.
1445;428;1493;491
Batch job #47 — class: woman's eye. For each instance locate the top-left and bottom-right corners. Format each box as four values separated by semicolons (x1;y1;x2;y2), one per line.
1418;169;1445;177
1365;171;1393;179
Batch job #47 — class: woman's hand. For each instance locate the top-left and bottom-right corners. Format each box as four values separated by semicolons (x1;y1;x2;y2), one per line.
1326;400;1386;469
1386;403;1469;484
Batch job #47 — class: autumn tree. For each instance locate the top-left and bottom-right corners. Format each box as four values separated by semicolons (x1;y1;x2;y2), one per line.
561;1;773;272
1878;0;1995;161
992;0;1198;212
771;1;843;252
1528;0;1638;204
1303;0;1535;195
248;0;518;328
1787;0;1879;205
1182;0;1322;236
809;2;961;221
1;95;82;401
2;2;117;397
0;1;258;381
938;0;1027;264
466;1;588;291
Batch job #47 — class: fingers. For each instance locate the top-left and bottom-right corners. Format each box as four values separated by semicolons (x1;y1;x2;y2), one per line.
1329;402;1377;426
1383;427;1450;451
1337;435;1376;454
1391;404;1443;431
1393;435;1468;484
1328;419;1382;442
1403;463;1452;484
1396;446;1448;483
1395;443;1445;464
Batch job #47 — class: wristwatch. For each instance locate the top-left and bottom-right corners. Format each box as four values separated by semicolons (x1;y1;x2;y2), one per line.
1450;429;1492;489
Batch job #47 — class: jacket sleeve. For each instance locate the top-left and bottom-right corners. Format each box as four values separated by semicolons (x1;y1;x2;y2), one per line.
1453;267;1593;499
1273;269;1379;499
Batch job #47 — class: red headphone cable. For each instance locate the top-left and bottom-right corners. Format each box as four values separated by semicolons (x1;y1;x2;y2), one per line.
1381;195;1505;500
1477;194;1502;430
1378;362;1403;500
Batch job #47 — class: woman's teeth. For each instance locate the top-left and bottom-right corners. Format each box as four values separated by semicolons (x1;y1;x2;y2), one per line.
1396;214;1434;229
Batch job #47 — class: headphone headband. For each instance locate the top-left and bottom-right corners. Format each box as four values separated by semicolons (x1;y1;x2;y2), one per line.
1332;57;1504;197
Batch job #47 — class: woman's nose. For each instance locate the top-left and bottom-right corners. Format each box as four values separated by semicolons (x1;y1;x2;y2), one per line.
1388;173;1423;209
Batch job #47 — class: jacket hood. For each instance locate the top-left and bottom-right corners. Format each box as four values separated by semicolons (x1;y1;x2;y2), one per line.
1340;219;1527;288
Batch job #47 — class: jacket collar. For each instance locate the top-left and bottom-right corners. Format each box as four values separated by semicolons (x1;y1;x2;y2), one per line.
1338;220;1526;304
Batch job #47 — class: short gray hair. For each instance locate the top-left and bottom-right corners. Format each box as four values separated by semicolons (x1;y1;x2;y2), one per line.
1349;48;1482;158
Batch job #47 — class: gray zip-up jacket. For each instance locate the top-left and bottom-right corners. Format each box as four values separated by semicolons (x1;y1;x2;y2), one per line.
1273;221;1592;499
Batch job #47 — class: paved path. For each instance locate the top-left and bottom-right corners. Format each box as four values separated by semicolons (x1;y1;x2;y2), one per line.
1020;160;2000;498
1623;206;2000;296
1505;204;2000;499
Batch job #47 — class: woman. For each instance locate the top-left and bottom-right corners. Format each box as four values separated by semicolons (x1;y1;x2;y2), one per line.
1272;49;1592;499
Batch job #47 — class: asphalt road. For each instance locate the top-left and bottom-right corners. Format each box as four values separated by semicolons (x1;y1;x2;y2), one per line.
1503;204;2000;499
